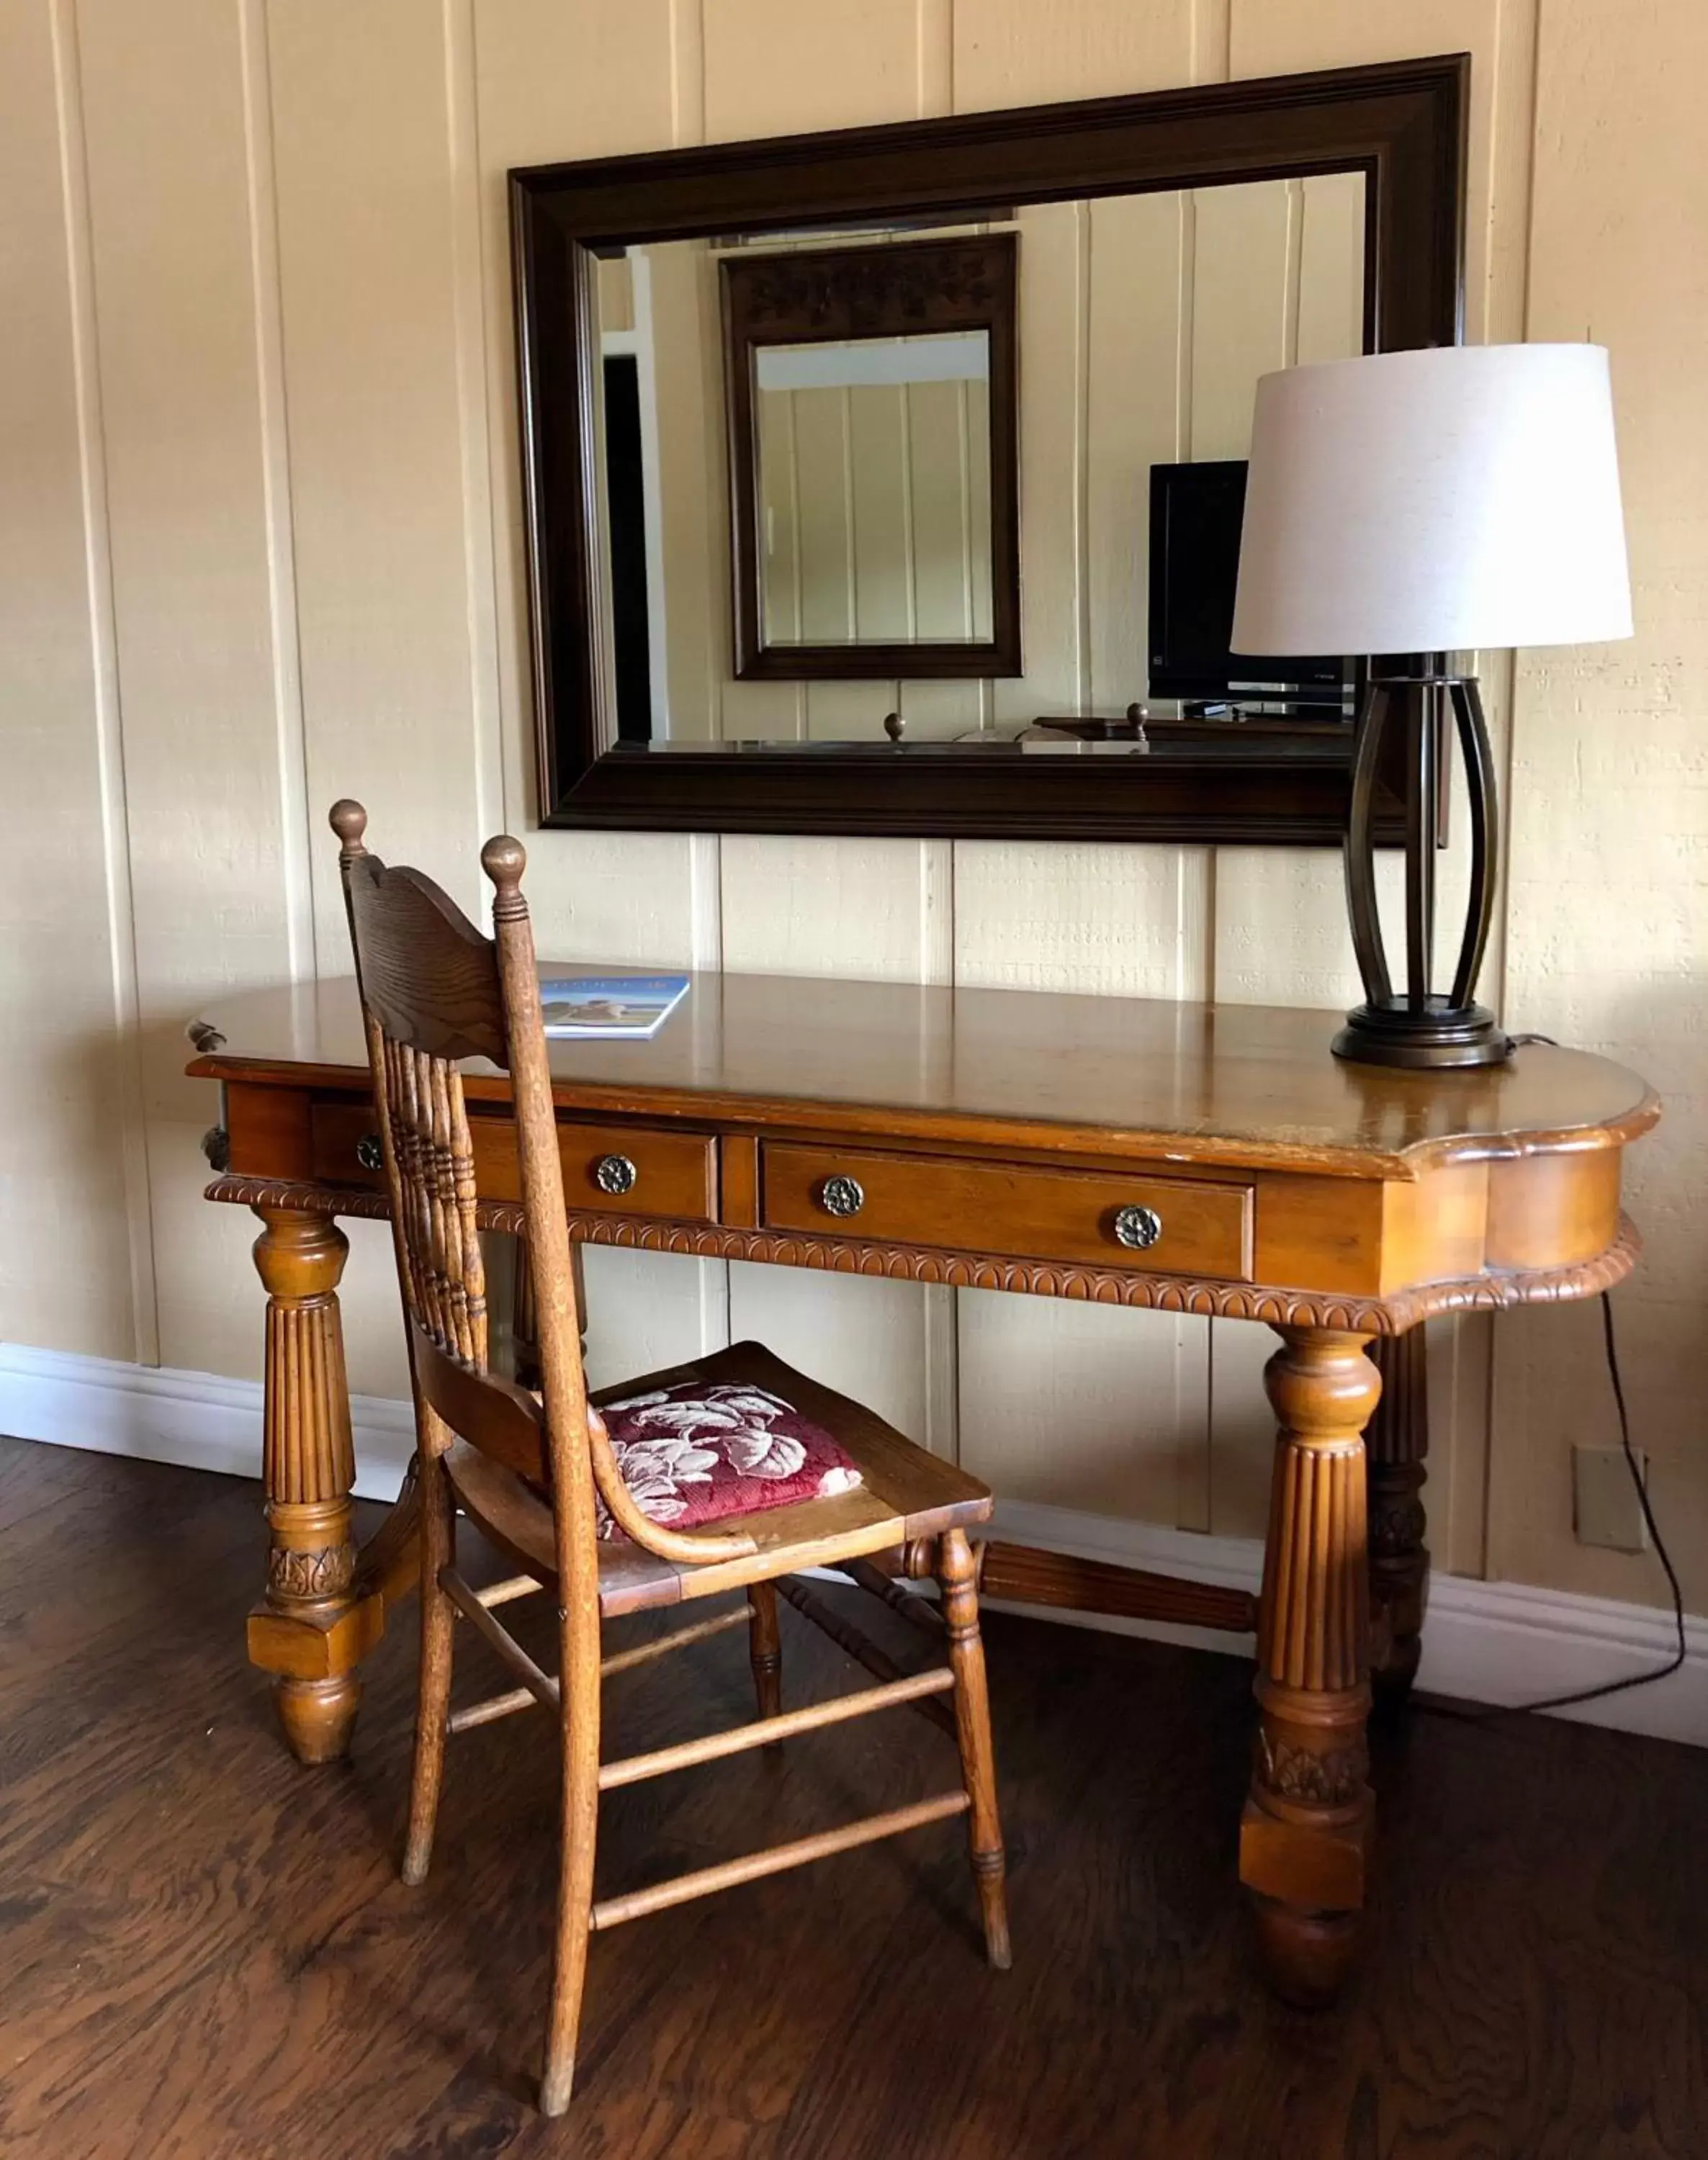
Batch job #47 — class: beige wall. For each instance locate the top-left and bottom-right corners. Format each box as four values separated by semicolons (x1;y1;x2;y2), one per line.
4;0;1704;1614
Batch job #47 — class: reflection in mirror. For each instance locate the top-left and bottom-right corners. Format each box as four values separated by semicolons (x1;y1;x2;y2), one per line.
755;333;993;649
591;168;1365;750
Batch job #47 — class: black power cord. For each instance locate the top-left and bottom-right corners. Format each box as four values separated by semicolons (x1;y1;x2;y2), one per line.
1420;1289;1687;1724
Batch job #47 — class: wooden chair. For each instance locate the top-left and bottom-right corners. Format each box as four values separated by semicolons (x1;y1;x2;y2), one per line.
329;801;1009;2118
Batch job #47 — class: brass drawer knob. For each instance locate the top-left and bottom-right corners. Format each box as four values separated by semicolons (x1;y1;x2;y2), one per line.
594;1152;639;1196
817;1173;866;1219
356;1132;385;1173
1113;1203;1163;1251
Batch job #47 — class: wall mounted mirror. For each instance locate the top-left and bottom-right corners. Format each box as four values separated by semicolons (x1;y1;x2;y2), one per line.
513;55;1467;842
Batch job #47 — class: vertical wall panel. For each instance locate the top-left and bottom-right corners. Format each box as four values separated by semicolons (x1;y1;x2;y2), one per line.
1187;178;1291;458
992;202;1086;728
473;0;715;1380
1491;0;1708;1608
953;4;1203;1530
704;0;922;138
951;187;1211;1527
719;838;948;982
960;1290;1209;1521
711;0;938;986
269;0;488;938
0;0;140;1361
76;0;305;1380
948;844;1208;1500
953;0;1193;108
953;845;1204;996
1217;0;1518;1010
909;380;979;640
266;0;495;1395
471;0;696;971
792;392;857;643
648;240;732;747
726;1261;932;1441
709;0;945;1447
1087;189;1185;716
849;386;913;641
953;842;1213;1526
1229;1;1503;334
1190;162;1376;1536
758;387;803;649
1296;168;1365;365
1215;0;1517;1544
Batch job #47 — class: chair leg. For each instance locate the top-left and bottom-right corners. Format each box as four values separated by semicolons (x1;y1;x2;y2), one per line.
938;1529;1012;1970
402;1416;456;1887
748;1580;783;1722
541;1603;602;2118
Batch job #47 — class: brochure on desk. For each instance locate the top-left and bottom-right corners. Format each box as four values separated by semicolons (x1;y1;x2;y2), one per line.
539;973;691;1039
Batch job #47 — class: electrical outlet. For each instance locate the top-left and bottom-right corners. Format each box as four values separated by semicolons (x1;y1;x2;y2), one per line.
1573;1445;1650;1554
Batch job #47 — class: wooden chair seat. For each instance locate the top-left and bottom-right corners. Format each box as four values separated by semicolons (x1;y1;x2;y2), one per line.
445;1340;992;1618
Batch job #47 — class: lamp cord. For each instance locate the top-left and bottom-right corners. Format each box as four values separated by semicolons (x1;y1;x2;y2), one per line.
1418;1288;1686;1724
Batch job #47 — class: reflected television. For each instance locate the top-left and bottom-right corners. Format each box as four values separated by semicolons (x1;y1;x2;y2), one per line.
1148;459;1347;708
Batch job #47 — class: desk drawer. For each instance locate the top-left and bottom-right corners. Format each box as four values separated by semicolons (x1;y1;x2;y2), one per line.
760;1143;1251;1280
310;1103;716;1224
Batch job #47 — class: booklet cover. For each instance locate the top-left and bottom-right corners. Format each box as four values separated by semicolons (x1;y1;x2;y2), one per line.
539;973;691;1040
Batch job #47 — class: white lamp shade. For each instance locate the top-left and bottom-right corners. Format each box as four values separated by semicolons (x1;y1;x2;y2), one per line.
1231;343;1632;656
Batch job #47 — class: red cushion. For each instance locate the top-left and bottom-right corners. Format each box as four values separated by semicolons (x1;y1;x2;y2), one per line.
593;1379;863;1542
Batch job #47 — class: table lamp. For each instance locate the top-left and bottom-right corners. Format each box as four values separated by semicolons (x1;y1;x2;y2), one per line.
1231;343;1632;1068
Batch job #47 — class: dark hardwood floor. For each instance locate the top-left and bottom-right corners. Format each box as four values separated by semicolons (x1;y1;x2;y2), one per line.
1;1434;1703;2159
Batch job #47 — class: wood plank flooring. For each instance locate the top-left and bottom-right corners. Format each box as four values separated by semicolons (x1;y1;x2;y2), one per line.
1;1433;1704;2159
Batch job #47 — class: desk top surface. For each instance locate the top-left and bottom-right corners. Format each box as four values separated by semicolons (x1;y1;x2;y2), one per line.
189;971;1657;1182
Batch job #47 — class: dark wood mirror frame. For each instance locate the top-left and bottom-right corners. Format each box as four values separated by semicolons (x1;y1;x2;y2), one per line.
722;233;1021;682
511;53;1466;843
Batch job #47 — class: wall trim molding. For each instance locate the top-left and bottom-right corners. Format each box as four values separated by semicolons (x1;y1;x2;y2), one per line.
4;1344;1701;1747
0;1341;416;1503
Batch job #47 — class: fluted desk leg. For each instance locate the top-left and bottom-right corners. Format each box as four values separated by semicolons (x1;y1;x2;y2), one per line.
245;1207;364;1763
1239;1326;1380;2006
1367;1326;1431;1698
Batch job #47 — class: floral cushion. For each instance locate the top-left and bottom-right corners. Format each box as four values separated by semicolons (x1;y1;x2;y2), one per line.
592;1380;863;1542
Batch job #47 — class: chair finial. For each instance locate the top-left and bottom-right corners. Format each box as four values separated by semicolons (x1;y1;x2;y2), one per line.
330;799;369;856
482;833;529;921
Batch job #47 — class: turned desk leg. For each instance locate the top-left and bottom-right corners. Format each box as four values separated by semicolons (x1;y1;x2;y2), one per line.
510;1233;585;1390
511;1231;541;1390
246;1207;364;1764
1367;1327;1431;1701
1240;1326;1380;2006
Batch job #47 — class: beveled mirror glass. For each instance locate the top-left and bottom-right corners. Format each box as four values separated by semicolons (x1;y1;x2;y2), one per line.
513;55;1467;840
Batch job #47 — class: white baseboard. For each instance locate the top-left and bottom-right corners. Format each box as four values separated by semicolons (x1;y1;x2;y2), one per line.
0;1342;415;1503
993;1497;1708;1747
4;1344;1702;1747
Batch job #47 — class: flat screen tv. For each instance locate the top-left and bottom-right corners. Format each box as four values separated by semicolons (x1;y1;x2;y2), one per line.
1148;459;1346;708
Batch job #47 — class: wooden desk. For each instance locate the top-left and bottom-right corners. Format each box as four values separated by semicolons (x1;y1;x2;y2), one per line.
186;971;1655;2001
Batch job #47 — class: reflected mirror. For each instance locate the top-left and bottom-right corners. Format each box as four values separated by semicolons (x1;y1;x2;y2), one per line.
721;230;1016;678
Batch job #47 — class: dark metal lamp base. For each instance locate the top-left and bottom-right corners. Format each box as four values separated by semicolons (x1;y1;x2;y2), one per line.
1333;996;1512;1071
1336;674;1509;1072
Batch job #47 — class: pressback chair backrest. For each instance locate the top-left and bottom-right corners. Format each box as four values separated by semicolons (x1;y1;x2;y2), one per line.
330;801;756;1590
331;799;592;1543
